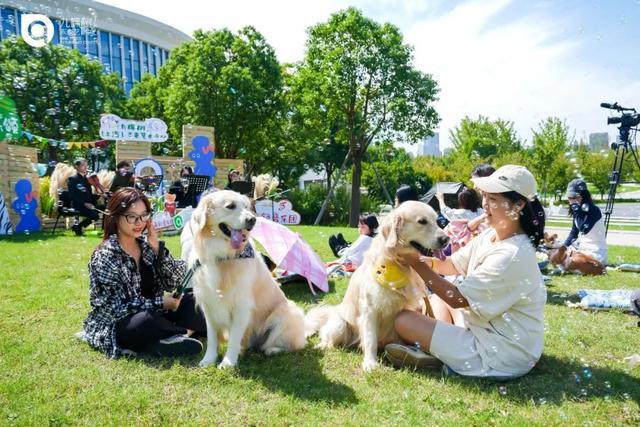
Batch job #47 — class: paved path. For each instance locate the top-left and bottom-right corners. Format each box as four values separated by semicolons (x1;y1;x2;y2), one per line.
546;226;640;247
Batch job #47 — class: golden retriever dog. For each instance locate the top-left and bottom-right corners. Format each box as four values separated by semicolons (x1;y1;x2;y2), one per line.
181;190;307;368
305;201;450;372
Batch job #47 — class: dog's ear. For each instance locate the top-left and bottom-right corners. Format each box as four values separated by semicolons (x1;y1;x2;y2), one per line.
190;198;210;231
382;213;403;248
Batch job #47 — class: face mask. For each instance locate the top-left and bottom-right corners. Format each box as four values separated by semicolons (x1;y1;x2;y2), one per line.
570;202;580;213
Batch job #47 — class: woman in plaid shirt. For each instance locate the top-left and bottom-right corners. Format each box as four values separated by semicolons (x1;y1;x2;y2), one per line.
82;188;205;358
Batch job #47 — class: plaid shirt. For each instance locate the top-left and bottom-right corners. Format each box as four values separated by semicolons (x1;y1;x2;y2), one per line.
83;235;186;358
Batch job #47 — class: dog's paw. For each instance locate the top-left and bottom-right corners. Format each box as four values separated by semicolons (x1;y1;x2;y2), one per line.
362;359;378;372
198;353;218;368
264;347;284;356
218;357;237;370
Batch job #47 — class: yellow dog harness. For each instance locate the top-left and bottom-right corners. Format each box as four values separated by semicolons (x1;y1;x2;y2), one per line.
373;260;410;290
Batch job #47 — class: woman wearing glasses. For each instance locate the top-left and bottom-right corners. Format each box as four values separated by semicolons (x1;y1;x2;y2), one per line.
81;188;206;358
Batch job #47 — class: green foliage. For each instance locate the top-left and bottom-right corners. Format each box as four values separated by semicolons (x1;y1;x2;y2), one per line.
128;27;294;176
291;7;439;225
38;177;55;217
0;37;126;160
361;141;431;201
288;183;378;225
449;115;521;160
546;153;574;197
581;152;612;199
530;117;573;195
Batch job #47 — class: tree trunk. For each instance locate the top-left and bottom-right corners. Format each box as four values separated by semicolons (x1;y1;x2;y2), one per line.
349;153;362;227
48;144;57;162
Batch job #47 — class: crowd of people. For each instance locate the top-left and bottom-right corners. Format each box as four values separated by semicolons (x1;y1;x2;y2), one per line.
67;155;611;379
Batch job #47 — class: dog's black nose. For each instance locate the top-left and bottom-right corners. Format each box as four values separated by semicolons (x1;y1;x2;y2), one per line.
438;235;450;247
245;216;256;230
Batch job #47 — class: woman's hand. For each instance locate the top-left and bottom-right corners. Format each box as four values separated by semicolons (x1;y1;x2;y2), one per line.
436;192;445;202
147;219;160;255
163;294;182;311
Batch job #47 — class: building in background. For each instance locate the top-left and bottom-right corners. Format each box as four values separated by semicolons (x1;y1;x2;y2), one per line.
417;132;440;156
588;132;609;151
0;0;191;94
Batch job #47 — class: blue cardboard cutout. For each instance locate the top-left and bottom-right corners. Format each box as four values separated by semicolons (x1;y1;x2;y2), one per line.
188;135;217;178
0;192;13;235
11;179;41;233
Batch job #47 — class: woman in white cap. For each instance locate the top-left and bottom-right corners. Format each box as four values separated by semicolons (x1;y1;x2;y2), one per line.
384;165;547;379
548;179;607;275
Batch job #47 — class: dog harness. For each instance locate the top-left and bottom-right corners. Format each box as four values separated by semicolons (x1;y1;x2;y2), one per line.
373;260;410;290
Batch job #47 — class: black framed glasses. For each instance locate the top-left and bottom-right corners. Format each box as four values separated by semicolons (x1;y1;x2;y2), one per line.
123;213;150;224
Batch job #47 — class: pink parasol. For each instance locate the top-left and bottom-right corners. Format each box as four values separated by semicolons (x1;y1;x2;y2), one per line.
250;217;328;293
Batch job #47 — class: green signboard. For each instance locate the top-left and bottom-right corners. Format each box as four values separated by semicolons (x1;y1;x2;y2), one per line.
0;97;23;141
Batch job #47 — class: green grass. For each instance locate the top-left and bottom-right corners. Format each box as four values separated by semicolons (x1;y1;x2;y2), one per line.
1;227;639;425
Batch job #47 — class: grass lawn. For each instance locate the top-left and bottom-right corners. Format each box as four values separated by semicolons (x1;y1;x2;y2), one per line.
1;226;639;425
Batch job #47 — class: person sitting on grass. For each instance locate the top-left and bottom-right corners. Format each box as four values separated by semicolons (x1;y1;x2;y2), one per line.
81;188;206;358
328;214;379;268
548;179;607;275
384;165;547;379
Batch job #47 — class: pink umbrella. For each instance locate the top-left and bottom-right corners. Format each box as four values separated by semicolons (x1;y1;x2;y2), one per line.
250;217;329;293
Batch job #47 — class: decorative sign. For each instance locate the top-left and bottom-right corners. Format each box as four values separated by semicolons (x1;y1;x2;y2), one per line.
134;158;164;197
152;211;173;230
0;97;22;141
255;199;301;225
100;114;168;142
182;125;217;179
11;179;41;233
173;206;194;230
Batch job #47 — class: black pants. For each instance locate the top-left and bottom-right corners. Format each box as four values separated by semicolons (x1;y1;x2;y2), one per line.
115;293;207;352
74;205;100;229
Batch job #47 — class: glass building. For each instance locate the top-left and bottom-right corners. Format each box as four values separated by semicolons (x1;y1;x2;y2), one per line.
0;0;189;95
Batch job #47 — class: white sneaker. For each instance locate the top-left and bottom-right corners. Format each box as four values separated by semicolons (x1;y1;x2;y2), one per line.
149;335;203;357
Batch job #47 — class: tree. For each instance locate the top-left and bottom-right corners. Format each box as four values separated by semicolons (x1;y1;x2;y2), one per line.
360;141;431;203
291;8;439;226
581;152;612;200
530;117;574;199
547;153;574;198
140;27;290;176
126;74;172;155
449;116;521;160
0;37;125;161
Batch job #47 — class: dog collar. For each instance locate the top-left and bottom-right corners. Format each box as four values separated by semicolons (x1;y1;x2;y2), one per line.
373;260;409;290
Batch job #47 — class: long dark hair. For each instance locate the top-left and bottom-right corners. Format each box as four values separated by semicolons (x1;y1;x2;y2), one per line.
502;191;545;247
458;187;481;212
568;186;594;218
102;188;151;240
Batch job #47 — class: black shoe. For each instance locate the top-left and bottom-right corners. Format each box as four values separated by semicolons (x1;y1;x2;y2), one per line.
72;224;83;236
329;235;341;258
147;335;203;357
337;233;349;247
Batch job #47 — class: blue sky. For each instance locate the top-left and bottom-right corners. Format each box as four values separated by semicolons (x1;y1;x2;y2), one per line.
97;0;640;151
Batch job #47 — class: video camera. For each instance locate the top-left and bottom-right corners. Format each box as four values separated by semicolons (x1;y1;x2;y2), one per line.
601;102;640;129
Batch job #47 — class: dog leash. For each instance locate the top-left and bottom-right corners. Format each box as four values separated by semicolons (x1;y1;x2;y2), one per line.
173;259;202;298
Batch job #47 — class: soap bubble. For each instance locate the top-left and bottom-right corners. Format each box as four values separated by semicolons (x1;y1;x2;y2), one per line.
582;367;592;379
537;397;547;405
499;385;507;395
446;290;454;298
581;204;589;212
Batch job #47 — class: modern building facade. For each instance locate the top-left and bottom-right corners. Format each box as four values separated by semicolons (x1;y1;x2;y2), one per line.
0;0;191;94
418;132;440;157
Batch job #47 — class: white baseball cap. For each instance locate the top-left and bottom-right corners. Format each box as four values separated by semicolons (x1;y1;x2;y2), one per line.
471;165;537;201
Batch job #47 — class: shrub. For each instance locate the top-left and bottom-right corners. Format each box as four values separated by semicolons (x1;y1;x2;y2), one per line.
39;177;55;218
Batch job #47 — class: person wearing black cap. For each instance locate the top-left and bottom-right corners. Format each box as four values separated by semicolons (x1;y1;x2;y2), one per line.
328;214;378;267
549;179;607;275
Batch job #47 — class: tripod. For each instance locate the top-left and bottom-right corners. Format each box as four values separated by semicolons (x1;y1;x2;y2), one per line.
602;103;640;236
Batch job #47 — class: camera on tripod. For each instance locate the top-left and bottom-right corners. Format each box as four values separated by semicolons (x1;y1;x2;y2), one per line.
601;102;640;130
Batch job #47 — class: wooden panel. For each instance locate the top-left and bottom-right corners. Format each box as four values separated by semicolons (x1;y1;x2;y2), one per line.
115;141;151;163
213;159;244;186
154;156;186;182
7;145;38;163
182;125;215;161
